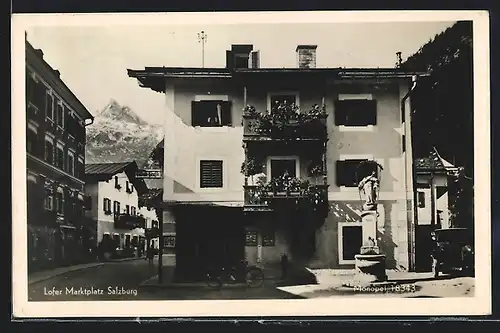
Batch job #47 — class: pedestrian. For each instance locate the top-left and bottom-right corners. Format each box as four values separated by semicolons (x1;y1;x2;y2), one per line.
147;244;154;267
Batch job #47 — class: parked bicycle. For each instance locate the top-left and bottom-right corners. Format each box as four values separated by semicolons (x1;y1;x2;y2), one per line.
206;260;264;288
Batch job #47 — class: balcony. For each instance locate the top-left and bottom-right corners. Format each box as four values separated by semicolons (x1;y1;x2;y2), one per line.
114;213;146;230
242;104;328;141
243;175;328;212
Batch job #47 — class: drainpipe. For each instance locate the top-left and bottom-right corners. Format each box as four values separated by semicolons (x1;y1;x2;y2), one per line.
401;74;418;271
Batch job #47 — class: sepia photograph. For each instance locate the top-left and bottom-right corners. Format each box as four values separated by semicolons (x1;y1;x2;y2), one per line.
12;11;490;317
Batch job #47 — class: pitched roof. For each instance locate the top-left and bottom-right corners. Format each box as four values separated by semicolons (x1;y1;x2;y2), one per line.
85;162;135;177
414;147;457;172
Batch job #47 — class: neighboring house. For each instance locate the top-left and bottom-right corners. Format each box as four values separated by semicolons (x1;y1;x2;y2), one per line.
128;43;426;281
413;147;460;271
25;37;95;271
84;162;148;255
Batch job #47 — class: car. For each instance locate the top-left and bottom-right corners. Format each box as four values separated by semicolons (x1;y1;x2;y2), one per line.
430;227;474;278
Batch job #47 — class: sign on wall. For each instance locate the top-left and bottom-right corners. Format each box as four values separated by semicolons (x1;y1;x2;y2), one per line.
136;169;163;179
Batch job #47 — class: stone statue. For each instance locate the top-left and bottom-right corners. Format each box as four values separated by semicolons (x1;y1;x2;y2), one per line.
358;171;379;211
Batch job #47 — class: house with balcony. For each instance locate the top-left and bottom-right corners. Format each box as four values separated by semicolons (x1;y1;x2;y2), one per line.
25;37;95;271
128;44;425;281
84;161;148;258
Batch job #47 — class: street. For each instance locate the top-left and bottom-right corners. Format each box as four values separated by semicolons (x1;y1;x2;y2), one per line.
28;258;302;301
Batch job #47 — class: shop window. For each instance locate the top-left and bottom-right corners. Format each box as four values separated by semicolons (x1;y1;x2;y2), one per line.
191;101;232;127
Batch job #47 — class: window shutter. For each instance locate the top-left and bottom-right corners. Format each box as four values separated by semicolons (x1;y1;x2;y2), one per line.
191;101;200;126
368;100;377;125
334;100;346;126
226;50;234;69
200;160;223;188
335;161;344;187
221;101;232;126
251;51;260;69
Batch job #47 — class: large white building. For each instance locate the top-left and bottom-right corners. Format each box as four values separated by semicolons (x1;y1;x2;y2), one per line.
84;161;149;255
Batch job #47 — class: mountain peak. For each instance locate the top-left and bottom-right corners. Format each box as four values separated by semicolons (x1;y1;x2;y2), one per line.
97;99;149;126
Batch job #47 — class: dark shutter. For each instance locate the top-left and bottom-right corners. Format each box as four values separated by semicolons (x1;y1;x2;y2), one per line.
368;100;377;125
226;50;234;69
334;100;346;126
335;161;344;187
221;101;232;126
251;51;260;69
191;101;200;126
200;160;223;188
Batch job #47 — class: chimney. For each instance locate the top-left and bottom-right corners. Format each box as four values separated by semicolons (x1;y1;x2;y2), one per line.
296;45;317;68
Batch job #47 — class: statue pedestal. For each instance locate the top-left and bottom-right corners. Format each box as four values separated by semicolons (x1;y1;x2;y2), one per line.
353;210;387;284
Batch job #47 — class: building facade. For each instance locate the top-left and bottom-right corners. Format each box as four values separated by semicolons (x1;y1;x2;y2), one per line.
26;39;95;272
128;44;424;281
84;162;148;258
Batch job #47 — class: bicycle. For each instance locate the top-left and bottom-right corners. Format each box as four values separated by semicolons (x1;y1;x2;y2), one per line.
206;260;264;289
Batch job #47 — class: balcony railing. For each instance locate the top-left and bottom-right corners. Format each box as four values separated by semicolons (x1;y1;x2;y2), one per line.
242;104;328;140
114;213;146;230
243;175;328;211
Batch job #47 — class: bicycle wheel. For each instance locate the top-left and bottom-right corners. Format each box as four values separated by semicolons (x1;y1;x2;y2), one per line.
245;267;264;288
206;273;222;289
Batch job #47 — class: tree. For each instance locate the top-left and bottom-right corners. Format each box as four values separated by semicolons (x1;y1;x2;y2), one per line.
401;21;473;176
401;21;474;227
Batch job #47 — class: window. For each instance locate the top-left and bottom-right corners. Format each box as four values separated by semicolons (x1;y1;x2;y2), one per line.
245;230;257;246
67;152;74;175
270;158;297;179
45;92;54;119
131;207;136;216
269;94;297;109
200;160;223;188
125;205;130;215
164;235;176;248
56;102;64;128
44;139;54;164
336;159;377;187
103;198;111;214
44;195;53;211
55;147;65;170
191;101;232;127
114;176;121;190
26;128;38;155
262;229;275;247
417;191;426;208
339;223;363;263
76;157;84;179
113;200;121;214
126;181;133;193
55;192;64;214
335;99;377;126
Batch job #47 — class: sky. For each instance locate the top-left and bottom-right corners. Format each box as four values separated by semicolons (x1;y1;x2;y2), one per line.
25;20;455;125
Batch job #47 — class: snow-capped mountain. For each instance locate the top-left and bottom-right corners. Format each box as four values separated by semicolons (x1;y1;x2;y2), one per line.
85;99;163;169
